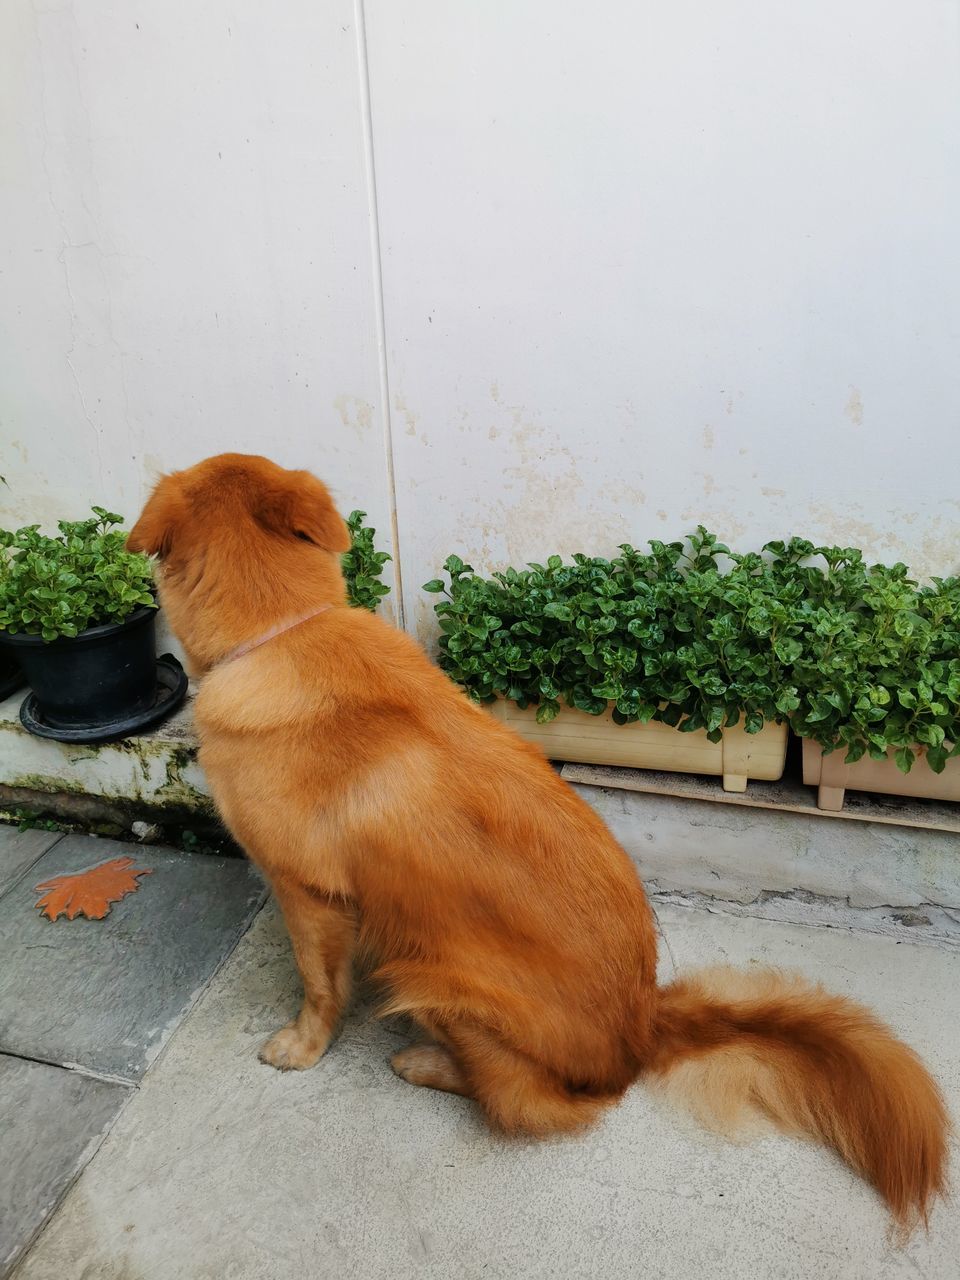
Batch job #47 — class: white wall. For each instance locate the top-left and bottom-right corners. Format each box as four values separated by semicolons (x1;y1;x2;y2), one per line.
0;0;398;616
3;2;960;646
366;1;960;639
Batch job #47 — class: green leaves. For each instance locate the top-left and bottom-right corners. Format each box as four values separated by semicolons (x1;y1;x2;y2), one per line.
0;506;393;633
927;745;949;774
773;637;802;664
342;511;391;612
423;531;960;775
543;602;574;622
423;531;801;742
787;556;960;777
0;509;156;641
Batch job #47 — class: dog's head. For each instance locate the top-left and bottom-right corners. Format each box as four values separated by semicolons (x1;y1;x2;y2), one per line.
128;453;350;671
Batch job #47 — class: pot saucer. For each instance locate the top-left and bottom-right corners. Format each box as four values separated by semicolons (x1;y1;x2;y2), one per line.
19;654;189;743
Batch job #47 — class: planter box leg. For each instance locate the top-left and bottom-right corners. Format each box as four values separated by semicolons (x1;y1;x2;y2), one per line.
722;773;748;793
817;784;845;812
815;743;848;811
801;735;960;807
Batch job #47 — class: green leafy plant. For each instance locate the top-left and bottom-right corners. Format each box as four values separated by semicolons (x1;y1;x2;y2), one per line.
342;510;391;611
424;531;960;774
424;529;801;740
769;540;960;774
0;508;156;641
12;807;64;834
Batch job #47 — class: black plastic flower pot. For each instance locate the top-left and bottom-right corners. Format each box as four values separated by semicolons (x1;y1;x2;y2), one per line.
1;605;158;730
0;652;25;701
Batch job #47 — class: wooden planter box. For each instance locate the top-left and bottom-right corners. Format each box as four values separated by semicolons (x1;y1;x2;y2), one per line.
802;738;960;811
487;700;787;792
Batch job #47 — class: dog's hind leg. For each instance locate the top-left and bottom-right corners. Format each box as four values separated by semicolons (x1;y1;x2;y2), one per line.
391;1044;470;1094
392;1022;612;1136
260;877;357;1071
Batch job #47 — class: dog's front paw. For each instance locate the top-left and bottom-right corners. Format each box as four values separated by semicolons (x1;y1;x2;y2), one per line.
258;1023;328;1071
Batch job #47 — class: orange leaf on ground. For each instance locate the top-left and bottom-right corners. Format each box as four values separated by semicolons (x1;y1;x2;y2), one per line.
34;856;153;921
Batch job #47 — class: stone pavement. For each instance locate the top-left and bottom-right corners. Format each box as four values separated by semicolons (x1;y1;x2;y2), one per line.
5;832;958;1279
0;826;264;1276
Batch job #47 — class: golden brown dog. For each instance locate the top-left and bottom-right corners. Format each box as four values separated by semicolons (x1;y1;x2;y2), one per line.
129;453;948;1234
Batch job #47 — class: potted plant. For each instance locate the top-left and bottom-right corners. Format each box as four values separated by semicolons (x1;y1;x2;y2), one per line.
778;540;960;810
0;507;184;740
424;529;791;791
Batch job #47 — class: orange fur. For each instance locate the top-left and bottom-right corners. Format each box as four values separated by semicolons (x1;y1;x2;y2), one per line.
129;454;949;1233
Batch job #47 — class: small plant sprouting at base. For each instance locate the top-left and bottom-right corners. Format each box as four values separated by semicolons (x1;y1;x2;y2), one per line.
343;511;391;612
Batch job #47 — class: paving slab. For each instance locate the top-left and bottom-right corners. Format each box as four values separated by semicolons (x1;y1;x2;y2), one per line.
0;834;264;1081
0;1055;129;1278
15;900;960;1280
653;899;960;1105
0;827;63;900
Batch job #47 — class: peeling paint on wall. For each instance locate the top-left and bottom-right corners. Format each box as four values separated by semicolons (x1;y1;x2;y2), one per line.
333;395;375;438
845;387;864;427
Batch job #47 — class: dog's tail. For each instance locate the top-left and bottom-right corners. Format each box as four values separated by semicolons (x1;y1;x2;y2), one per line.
640;966;949;1234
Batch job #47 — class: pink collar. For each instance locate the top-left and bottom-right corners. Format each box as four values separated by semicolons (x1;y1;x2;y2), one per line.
219;605;333;666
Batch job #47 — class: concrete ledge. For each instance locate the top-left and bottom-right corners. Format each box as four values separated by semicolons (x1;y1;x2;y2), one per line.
571;781;960;914
0;688;215;829
562;761;960;833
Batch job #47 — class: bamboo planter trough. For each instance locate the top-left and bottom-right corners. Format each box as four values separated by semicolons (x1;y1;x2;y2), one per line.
487;701;788;792
802;738;960;812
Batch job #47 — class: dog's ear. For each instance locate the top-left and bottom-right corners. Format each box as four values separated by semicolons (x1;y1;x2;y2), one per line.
255;471;350;553
127;477;186;559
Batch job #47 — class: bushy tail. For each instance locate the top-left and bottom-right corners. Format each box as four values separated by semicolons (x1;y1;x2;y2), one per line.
643;966;949;1234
